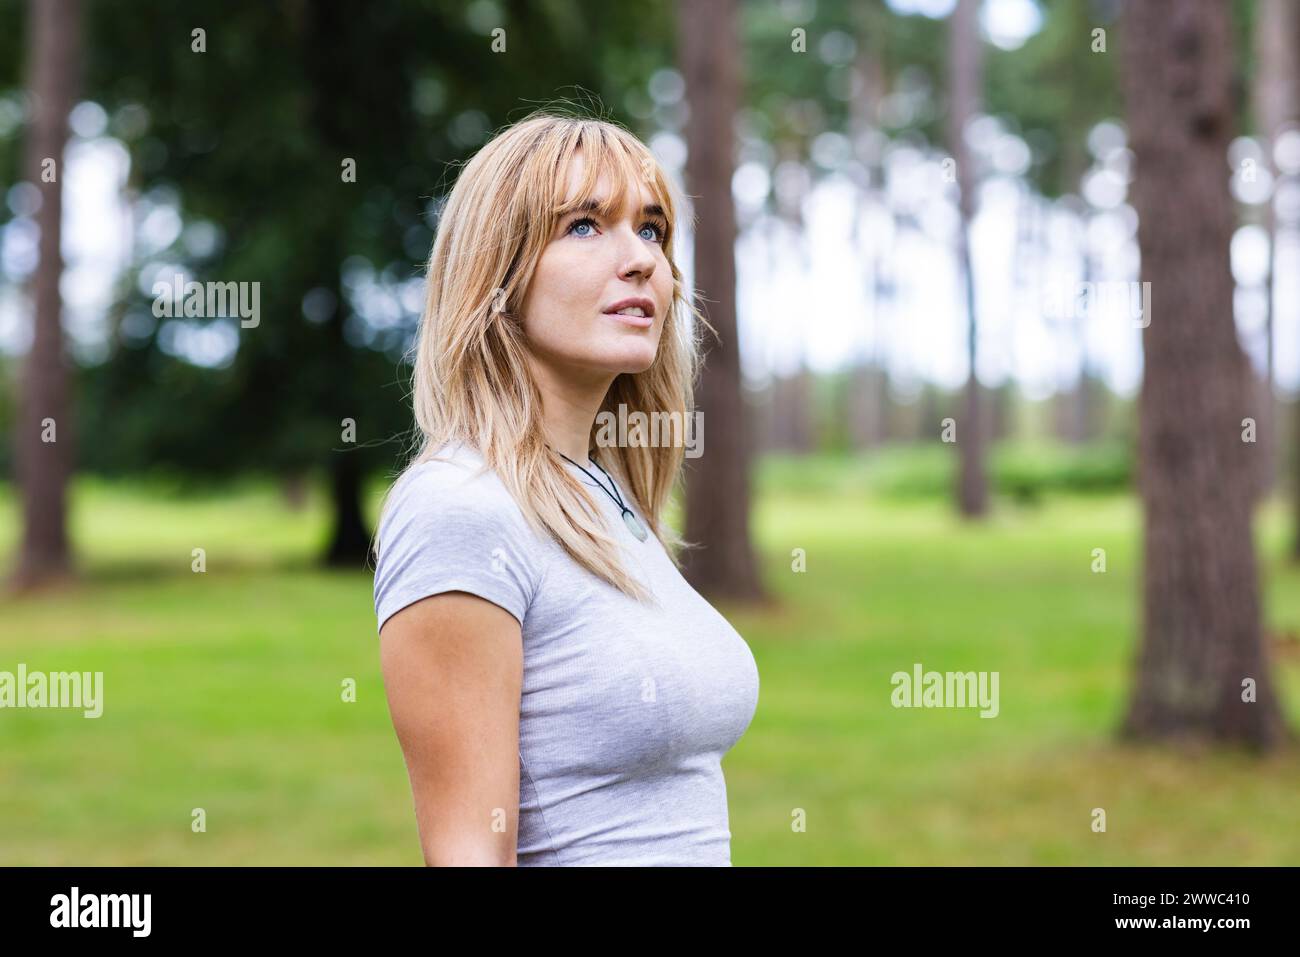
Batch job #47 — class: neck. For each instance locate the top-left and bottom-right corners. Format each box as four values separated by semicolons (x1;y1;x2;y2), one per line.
529;355;615;463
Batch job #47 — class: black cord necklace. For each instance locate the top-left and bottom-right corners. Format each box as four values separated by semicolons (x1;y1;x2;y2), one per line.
552;447;649;542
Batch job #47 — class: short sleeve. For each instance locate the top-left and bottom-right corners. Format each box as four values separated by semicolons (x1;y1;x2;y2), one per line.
373;462;545;634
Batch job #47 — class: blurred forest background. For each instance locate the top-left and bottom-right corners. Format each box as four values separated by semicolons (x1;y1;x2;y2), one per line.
1;0;1298;865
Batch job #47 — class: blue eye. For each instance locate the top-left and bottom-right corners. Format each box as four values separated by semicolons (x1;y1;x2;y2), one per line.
565;215;667;244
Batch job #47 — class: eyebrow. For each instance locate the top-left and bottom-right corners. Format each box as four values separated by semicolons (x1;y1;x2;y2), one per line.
567;198;666;220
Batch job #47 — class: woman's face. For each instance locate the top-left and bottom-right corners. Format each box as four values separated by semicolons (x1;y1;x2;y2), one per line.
519;150;674;384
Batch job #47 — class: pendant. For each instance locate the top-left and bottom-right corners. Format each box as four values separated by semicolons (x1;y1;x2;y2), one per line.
622;509;649;541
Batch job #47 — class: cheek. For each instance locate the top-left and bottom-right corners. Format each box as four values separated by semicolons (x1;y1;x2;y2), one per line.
549;245;602;303
526;250;568;314
522;249;599;347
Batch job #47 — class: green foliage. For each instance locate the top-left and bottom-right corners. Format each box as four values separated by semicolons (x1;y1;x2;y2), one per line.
983;0;1122;197
993;439;1131;501
61;0;673;482
758;440;1133;501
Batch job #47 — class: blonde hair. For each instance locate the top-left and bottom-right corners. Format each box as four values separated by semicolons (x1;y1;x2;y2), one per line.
377;107;709;603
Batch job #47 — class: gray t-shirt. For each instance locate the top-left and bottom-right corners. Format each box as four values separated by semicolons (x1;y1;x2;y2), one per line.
373;440;760;866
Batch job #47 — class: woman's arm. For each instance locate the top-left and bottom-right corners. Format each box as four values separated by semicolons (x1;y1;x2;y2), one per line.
379;591;524;866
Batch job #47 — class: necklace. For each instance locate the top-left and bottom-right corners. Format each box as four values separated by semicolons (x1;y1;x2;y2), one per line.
553;448;649;542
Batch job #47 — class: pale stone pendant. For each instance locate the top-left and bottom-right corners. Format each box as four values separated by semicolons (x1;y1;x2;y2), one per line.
622;508;648;541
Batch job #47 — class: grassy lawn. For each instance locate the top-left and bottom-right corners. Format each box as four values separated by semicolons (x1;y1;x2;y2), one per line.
1;456;1298;865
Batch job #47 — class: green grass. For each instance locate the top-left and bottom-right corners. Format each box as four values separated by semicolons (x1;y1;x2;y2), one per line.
1;458;1298;865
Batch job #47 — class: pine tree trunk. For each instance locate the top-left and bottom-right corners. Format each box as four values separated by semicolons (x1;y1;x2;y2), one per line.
299;3;373;568
325;451;370;566
1120;0;1288;749
676;0;765;602
13;0;80;590
949;0;988;517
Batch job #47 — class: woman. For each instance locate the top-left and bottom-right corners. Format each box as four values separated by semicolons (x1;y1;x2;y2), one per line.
373;110;760;866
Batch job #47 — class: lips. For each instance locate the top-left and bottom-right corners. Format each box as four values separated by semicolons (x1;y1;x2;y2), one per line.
603;312;653;329
602;297;656;321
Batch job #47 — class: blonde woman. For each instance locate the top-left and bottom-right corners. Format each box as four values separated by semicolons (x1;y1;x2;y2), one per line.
373;110;760;866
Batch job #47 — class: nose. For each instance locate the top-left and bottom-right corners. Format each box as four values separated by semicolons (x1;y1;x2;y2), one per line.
615;224;656;282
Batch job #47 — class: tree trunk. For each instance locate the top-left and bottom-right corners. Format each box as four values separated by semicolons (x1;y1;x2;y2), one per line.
13;0;80;590
1257;0;1300;559
320;276;372;567
300;3;373;568
1120;0;1288;749
1254;0;1300;502
948;0;988;517
676;0;765;602
1072;213;1096;443
325;451;370;566
849;363;886;449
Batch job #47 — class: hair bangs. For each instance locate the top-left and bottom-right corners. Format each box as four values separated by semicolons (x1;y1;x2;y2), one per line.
550;123;676;246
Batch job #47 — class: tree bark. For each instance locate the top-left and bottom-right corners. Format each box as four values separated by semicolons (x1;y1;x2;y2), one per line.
1120;0;1288;749
324;450;370;566
320;271;371;566
676;0;765;602
948;0;988;517
13;0;80;590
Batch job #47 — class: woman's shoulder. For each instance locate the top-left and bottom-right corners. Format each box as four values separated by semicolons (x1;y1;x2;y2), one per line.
372;442;549;632
379;442;532;540
388;440;484;486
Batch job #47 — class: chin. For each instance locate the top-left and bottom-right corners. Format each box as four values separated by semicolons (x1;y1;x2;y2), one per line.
577;339;658;376
612;346;659;375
